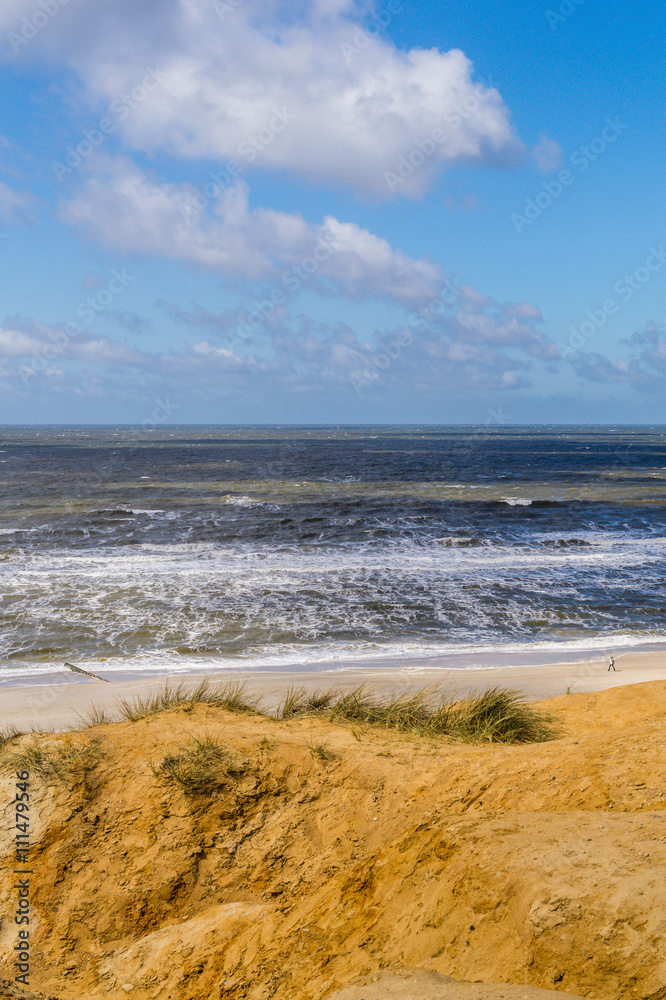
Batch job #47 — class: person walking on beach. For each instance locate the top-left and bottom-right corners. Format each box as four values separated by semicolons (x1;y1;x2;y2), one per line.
608;655;616;671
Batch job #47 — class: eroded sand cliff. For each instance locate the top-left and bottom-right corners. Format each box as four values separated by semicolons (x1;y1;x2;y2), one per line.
1;681;665;999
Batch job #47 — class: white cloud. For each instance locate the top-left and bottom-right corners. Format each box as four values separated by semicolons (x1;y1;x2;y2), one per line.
6;0;524;198
59;158;442;303
2;280;558;404
166;280;557;394
572;323;666;389
0;180;32;224
531;133;563;173
446;297;557;360
0;315;142;365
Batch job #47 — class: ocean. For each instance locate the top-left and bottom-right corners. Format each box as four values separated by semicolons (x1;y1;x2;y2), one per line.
1;425;665;685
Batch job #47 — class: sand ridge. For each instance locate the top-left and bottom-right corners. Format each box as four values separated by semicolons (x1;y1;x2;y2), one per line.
0;680;665;999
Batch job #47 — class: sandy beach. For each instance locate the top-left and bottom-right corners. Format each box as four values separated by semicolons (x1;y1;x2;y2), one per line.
2;648;665;731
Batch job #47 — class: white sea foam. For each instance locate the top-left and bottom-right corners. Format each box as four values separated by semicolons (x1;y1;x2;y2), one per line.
4;631;666;685
2;532;666;674
221;495;272;507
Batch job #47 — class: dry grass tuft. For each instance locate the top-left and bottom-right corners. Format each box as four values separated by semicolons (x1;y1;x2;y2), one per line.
305;738;338;761
0;724;23;752
278;684;556;744
329;686;433;732
277;687;337;719
67;676;554;747
442;687;556;744
75;703;116;728
0;736;105;782
116;679;261;722
151;735;247;795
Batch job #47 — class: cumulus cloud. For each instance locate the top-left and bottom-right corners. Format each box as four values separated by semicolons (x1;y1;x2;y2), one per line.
3;275;559;404
167;279;556;394
0;314;143;367
442;293;556;360
572;323;666;389
59;159;442;302
6;0;524;198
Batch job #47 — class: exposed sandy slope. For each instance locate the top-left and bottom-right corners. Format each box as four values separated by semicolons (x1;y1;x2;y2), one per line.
326;968;589;998
1;681;665;1000
0;981;59;1000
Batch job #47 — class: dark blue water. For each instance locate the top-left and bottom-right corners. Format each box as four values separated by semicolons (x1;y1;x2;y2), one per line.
1;425;665;682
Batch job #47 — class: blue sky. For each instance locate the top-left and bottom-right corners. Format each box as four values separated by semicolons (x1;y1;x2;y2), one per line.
0;0;664;424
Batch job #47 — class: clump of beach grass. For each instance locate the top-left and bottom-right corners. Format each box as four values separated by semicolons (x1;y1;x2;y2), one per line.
329;687;434;732
276;684;557;744
277;687;337;719
442;687;556;744
0;735;106;783
305;738;338;761
116;679;261;723
0;724;23;751
151;735;246;795
75;703;116;728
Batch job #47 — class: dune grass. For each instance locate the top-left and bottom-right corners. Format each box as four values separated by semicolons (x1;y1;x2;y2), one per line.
0;724;23;752
67;676;555;745
305;738;338;761
442;687;556;743
277;684;556;744
151;735;246;795
75;703;116;728
278;687;337;719
0;735;105;782
116;679;261;722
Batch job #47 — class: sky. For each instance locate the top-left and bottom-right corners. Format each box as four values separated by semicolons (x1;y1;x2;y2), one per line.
0;0;664;425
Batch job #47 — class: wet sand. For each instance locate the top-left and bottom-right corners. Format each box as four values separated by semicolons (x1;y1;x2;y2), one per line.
1;649;665;731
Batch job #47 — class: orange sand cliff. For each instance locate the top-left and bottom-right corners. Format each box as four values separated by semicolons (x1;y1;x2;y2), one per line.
1;681;665;1000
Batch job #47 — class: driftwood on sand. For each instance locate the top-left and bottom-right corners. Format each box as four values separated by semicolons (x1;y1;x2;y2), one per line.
64;662;110;683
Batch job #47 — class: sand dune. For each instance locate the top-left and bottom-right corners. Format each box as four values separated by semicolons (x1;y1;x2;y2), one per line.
0;680;665;999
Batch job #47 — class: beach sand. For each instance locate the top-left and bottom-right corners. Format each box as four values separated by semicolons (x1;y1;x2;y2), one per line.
2;648;665;731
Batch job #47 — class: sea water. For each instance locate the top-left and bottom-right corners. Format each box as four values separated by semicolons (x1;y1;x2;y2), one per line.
1;425;665;683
